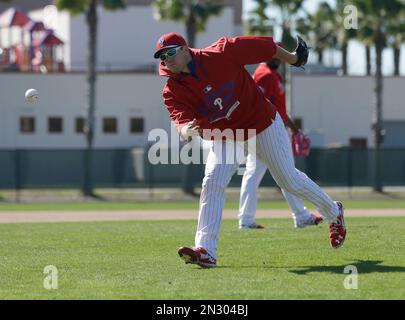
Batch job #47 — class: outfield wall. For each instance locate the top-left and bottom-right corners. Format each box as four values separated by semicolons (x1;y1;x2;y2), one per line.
0;147;404;190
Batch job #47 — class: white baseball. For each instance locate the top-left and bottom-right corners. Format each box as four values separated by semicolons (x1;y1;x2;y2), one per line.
25;88;39;103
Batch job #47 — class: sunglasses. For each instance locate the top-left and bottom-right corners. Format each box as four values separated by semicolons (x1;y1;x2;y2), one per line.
159;46;182;61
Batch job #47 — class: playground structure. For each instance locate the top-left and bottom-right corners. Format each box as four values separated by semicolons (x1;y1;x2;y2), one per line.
0;7;65;73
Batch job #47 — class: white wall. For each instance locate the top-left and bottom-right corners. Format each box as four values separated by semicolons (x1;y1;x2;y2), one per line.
1;73;404;149
291;75;405;147
69;6;235;71
0;73;167;149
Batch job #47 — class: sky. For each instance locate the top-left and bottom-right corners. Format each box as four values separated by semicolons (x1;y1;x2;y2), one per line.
242;0;405;76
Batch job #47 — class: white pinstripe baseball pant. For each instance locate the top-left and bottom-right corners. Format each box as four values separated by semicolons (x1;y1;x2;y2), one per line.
195;113;339;259
238;152;312;227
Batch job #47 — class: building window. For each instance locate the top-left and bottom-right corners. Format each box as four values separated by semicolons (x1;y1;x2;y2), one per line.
130;117;144;134
75;117;85;134
103;117;117;134
48;117;63;133
349;138;367;148
20;117;35;133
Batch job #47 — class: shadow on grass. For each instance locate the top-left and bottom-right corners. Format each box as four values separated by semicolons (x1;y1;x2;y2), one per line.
289;260;405;275
373;191;405;200
180;260;405;273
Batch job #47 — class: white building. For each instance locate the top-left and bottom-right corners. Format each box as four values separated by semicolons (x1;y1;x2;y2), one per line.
0;0;243;71
0;0;404;150
0;73;167;149
291;75;405;148
1;72;405;149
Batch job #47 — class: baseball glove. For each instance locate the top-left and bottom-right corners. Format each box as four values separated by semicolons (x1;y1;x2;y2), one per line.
291;131;311;157
292;35;309;68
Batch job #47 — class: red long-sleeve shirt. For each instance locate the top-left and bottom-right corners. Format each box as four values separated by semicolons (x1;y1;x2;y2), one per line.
253;63;288;123
160;36;278;140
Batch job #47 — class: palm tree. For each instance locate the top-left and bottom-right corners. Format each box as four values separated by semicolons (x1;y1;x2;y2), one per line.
334;0;357;75
153;0;223;48
391;36;403;76
387;9;405;76
295;16;311;47
246;0;275;36
269;0;305;50
55;0;125;196
352;0;404;192
268;0;305;124
296;1;336;65
355;24;374;76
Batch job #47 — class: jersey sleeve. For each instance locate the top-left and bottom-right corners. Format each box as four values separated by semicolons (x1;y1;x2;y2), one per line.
254;73;272;99
209;36;277;66
162;85;194;134
256;73;288;123
271;80;288;122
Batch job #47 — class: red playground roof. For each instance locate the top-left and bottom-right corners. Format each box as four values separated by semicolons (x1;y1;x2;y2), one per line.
33;30;64;46
24;20;46;33
0;7;30;27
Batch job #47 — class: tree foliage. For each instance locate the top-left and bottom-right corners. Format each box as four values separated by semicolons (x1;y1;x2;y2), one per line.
153;0;223;46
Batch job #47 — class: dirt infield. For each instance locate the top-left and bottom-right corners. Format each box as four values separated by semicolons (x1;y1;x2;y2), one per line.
0;209;404;224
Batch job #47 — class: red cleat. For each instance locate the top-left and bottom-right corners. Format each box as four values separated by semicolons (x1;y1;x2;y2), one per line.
329;202;347;249
313;214;324;225
294;213;323;228
178;246;217;268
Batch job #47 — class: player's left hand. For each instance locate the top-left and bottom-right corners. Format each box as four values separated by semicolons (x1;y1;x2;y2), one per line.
291;130;311;157
292;35;309;68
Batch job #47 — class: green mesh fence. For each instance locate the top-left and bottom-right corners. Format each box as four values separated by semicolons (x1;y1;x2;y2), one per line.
0;147;404;190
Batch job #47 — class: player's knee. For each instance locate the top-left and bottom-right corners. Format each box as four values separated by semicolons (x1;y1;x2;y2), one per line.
242;174;258;188
279;178;304;195
243;165;256;176
202;175;228;192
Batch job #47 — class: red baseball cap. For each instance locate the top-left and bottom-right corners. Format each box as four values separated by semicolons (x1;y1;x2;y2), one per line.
154;32;187;59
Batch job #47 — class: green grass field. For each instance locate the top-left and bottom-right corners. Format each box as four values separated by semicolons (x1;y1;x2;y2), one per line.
0;199;405;211
0;217;404;299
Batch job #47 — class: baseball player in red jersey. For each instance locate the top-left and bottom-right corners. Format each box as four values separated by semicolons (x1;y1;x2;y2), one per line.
238;55;323;229
154;33;346;268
